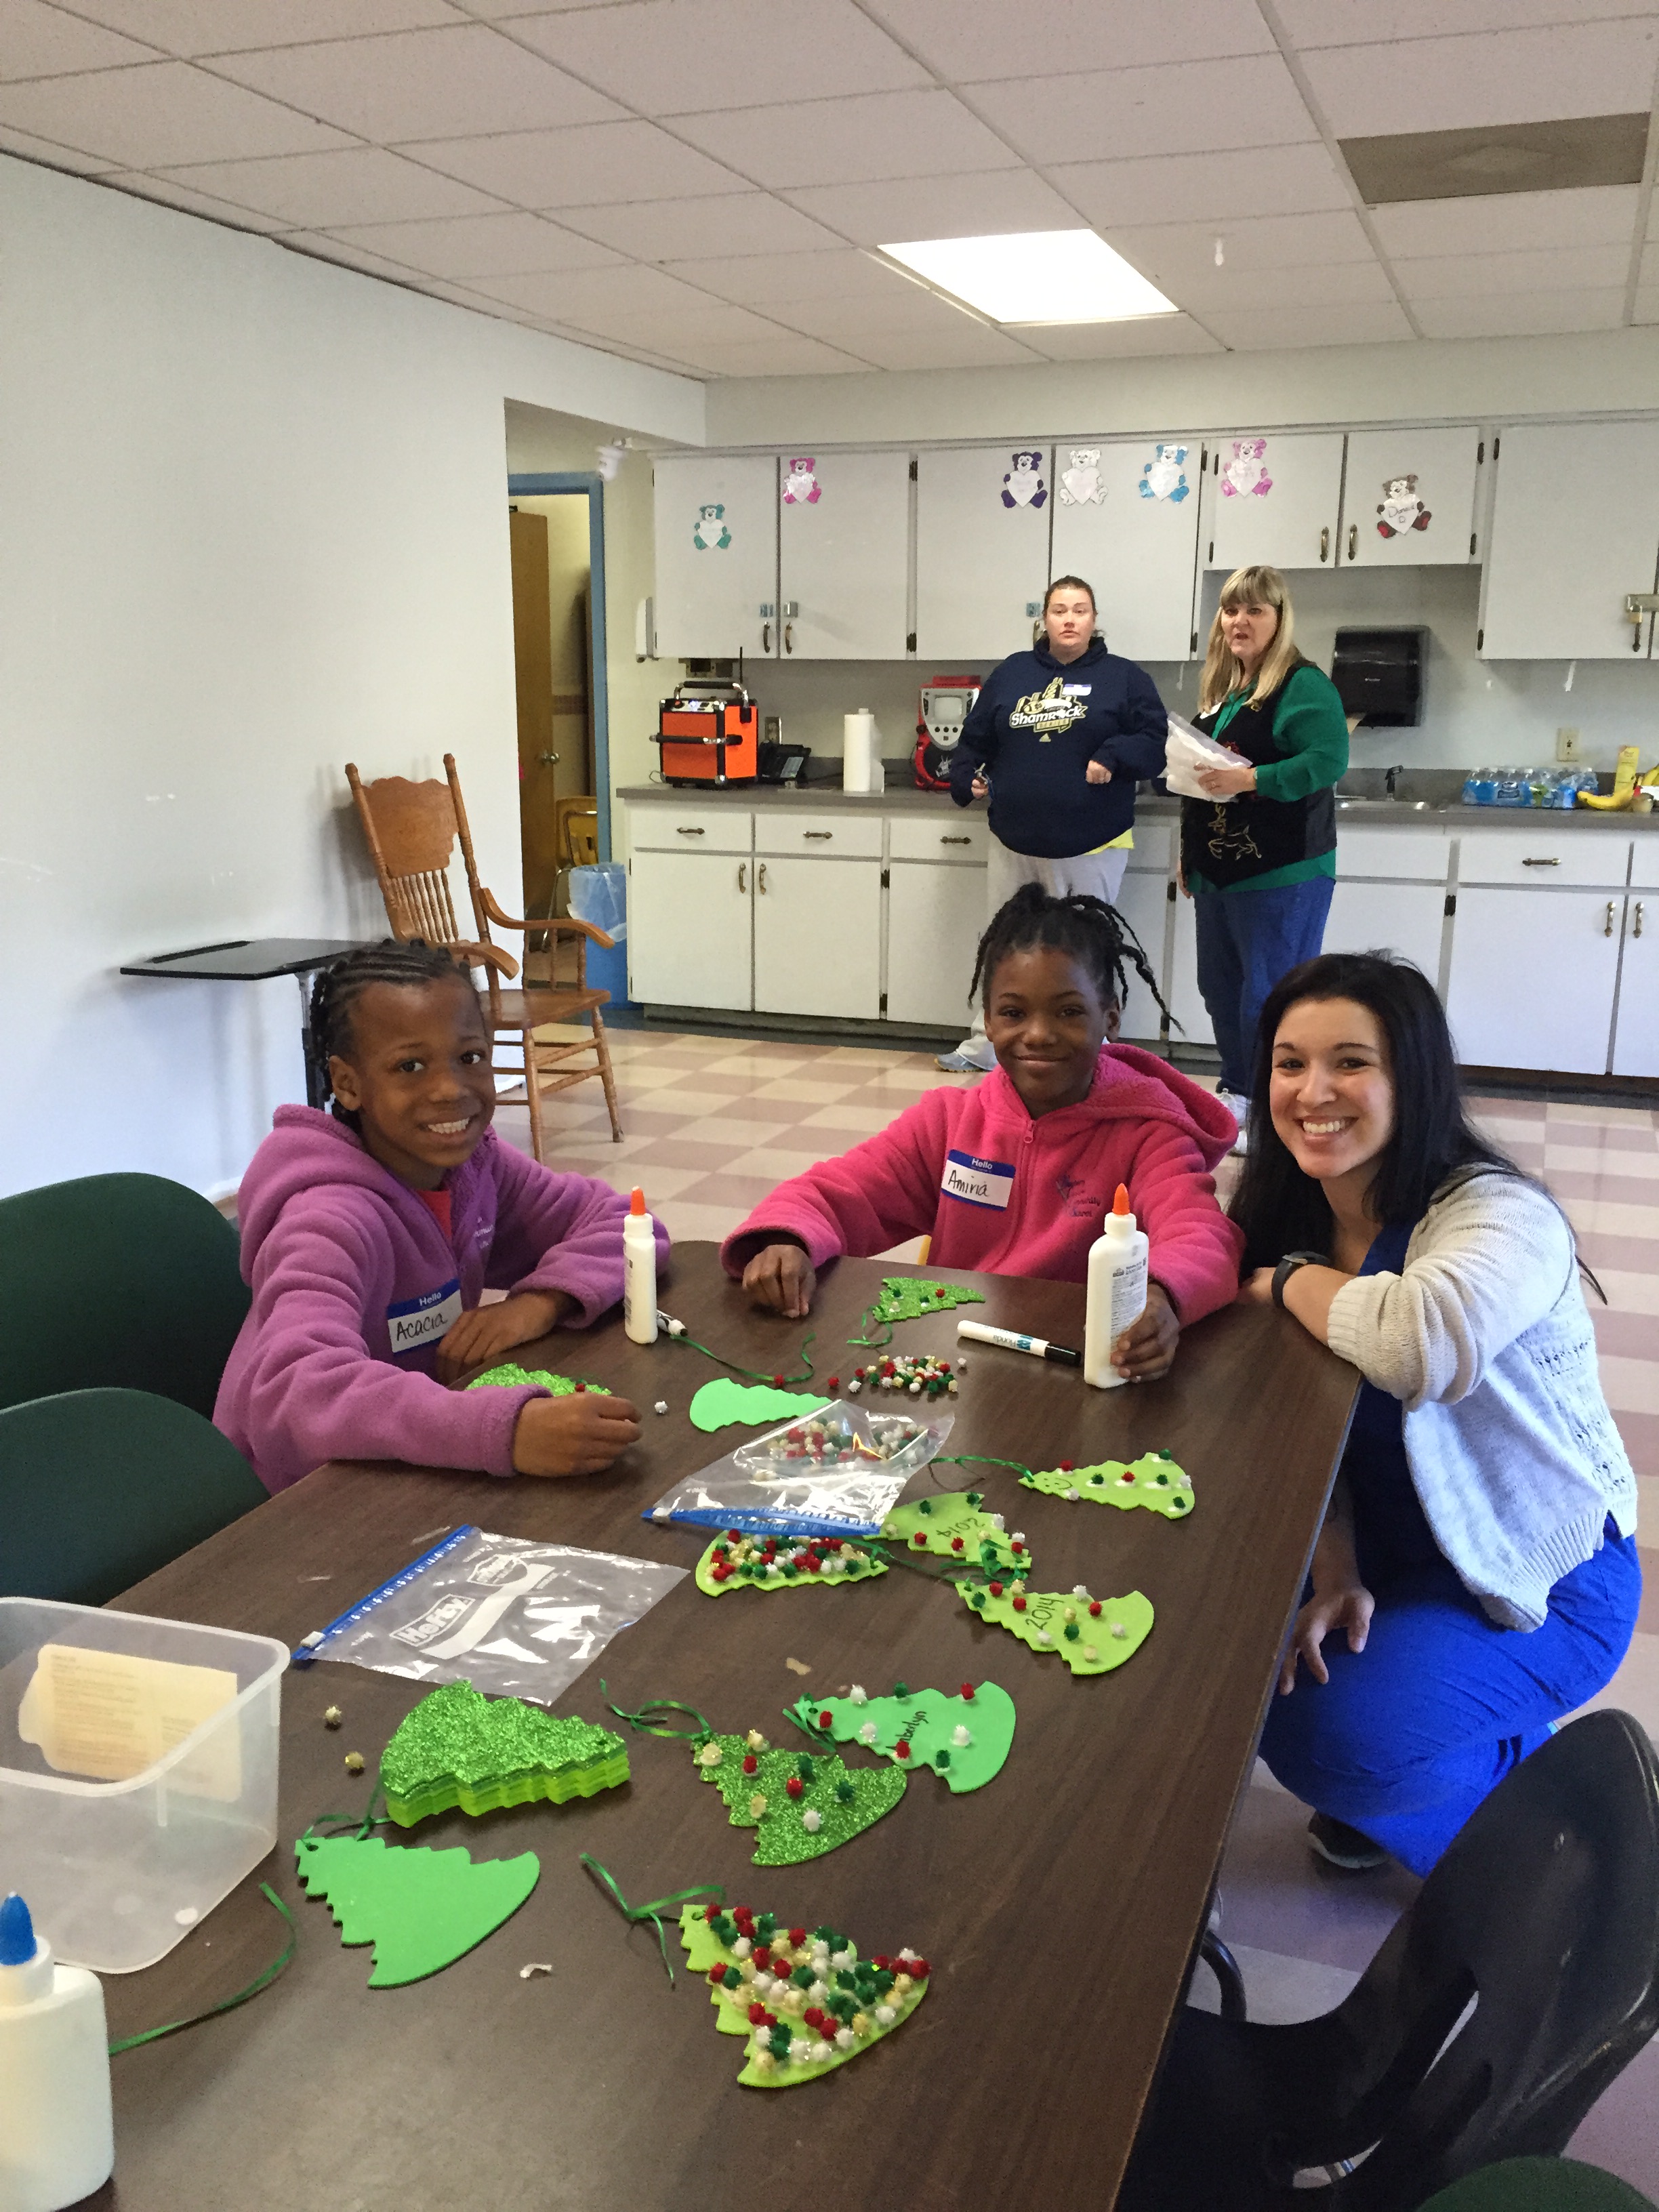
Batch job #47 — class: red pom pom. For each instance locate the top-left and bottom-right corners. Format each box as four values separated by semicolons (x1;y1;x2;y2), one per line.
804;1554;821;1574
951;1536;964;1551
743;1753;758;1774
789;1927;806;1947
708;1966;724;1985
749;2003;769;2024
1012;1595;1027;1612
912;1958;930;1980
573;1381;586;1392
804;2007;824;2029
1011;1540;1025;1555
704;1902;719;1921
818;1711;832;1729
734;1906;754;1924
960;1681;975;1700
727;1529;741;1541
1059;1460;1074;1473
785;1777;803;1799
754;1947;771;1970
827;1376;840;1390
772;1374;785;1387
895;1741;910;1760
1089;1600;1102;1617
988;1580;1003;1597
912;1532;928;1549
873;1955;890;1971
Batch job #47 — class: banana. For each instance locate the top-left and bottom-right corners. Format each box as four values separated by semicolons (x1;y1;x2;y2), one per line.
1576;789;1637;811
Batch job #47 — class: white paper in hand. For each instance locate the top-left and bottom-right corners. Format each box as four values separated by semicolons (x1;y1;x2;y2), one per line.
1164;712;1252;800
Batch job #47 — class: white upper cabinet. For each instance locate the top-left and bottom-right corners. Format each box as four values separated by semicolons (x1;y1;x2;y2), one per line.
653;453;779;661
1480;422;1659;660
1049;437;1203;664
1203;432;1345;573
778;449;911;660
1339;427;1482;568
916;445;1052;663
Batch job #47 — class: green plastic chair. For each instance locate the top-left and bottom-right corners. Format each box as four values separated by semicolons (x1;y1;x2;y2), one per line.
1420;2160;1657;2211
0;1389;268;1605
0;1172;250;1420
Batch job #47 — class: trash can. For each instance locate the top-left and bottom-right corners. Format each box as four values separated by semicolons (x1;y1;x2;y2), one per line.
567;861;630;1008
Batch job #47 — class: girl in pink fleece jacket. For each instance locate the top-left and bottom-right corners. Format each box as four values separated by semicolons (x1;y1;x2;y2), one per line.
216;941;663;1492
725;886;1244;1381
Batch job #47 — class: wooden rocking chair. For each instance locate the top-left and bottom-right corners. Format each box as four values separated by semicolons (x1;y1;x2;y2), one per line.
344;754;621;1159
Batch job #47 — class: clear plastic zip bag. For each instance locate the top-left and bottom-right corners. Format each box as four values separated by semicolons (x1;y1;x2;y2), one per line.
643;1399;954;1540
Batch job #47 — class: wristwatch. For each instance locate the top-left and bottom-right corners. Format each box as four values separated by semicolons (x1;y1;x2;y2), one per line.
1271;1251;1330;1309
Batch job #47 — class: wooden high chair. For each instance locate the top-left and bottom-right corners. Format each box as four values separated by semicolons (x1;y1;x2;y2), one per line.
345;754;622;1159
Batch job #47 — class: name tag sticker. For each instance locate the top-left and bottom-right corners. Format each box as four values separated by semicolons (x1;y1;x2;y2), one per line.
388;1277;462;1354
1063;682;1092;697
941;1150;1015;1210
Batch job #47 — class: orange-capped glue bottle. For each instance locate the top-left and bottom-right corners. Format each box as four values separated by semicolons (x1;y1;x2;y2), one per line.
1083;1183;1149;1391
623;1186;658;1346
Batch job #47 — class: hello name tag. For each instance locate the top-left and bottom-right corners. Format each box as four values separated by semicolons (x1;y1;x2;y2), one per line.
387;1276;462;1354
941;1150;1015;1210
1063;682;1092;697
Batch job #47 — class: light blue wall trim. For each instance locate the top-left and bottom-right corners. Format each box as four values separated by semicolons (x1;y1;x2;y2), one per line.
507;471;612;860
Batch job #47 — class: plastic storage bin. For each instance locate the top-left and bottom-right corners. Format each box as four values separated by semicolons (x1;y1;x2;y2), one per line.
569;860;630;1008
0;1598;286;1973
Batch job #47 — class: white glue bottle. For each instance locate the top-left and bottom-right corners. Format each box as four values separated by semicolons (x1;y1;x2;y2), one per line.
623;1185;658;1346
0;1891;115;2212
1083;1183;1149;1391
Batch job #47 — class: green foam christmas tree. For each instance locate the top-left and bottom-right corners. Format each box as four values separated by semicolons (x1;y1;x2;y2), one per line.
879;1489;1027;1574
959;1576;1154;1675
465;1364;610;1396
679;1901;930;2087
688;1380;832;1432
295;1831;538;1986
379;1681;629;1826
869;1277;985;1326
695;1531;887;1595
792;1681;1015;1793
691;1730;905;1864
1021;1450;1194;1519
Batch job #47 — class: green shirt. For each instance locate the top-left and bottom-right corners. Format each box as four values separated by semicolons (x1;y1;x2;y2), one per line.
1187;663;1349;896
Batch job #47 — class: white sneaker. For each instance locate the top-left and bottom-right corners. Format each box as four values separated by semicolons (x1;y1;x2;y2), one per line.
937;1043;994;1073
1220;1090;1250;1155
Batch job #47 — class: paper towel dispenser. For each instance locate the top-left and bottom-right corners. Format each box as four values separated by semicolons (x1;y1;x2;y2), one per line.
1330;628;1426;729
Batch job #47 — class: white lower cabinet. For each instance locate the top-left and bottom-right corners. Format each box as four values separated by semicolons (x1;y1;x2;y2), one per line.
1324;879;1448;987
886;861;985;1031
754;856;883;1021
1446;888;1625;1073
628;851;752;1010
1612;895;1658;1077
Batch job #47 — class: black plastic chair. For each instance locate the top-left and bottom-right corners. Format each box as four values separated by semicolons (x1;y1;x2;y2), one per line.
1118;1711;1659;2211
0;1389;267;1605
0;1171;249;1421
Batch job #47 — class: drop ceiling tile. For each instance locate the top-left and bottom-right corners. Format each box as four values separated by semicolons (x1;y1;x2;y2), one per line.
1277;0;1652;47
0;60;354;166
1109;209;1376;285
207;24;621;142
1638;239;1659;285
559;191;842;260
842;322;1046;369
1054;143;1352;230
1632;285;1659;325
1411;287;1626;337
413;117;747;207
658;246;927;306
1202;299;1415;348
1396;242;1632;299
512;0;930;115
1300;20;1659;138
1159;259;1399;311
0;120;119;169
154;146;507;225
673;87;1019;190
1021;312;1225;359
762;287;985;343
1373;184;1640;258
280;233;434;282
649;331;874;375
51;1;465;55
467;259;724;321
0;3;160;77
859;0;1273;79
325;208;621;276
972;55;1317;165
102;167;292;227
781;167;1079;245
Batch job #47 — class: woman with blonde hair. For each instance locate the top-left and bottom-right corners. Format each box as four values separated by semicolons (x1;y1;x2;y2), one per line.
1181;566;1349;1146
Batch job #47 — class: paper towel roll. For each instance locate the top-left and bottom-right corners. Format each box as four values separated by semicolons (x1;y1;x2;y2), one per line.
843;709;878;794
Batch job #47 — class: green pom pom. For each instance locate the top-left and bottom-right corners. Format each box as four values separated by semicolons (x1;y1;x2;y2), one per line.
936;1746;951;1768
893;1681;909;1698
796;1755;814;1780
722;1965;742;1989
791;1964;814;1990
836;1969;857;1990
918;1498;932;1515
1063;1622;1080;1641
836;1780;854;1804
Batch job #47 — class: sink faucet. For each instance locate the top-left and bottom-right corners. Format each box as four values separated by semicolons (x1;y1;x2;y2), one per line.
1384;764;1406;798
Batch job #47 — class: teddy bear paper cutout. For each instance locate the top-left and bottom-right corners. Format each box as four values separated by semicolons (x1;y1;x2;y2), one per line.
1059;449;1104;506
1002;451;1048;508
1220;439;1272;499
693;502;731;550
1376;474;1431;538
1139;443;1191;503
781;459;821;505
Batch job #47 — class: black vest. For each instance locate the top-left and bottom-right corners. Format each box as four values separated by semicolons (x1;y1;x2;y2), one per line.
1180;668;1337;889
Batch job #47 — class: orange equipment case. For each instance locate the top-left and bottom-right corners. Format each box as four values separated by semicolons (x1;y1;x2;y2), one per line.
655;678;758;786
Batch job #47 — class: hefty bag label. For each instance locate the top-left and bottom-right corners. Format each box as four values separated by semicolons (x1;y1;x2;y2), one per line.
941;1151;1015;1210
387;1277;462;1354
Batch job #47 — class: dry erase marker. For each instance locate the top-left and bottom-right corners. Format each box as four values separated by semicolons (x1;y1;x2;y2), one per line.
956;1318;1082;1368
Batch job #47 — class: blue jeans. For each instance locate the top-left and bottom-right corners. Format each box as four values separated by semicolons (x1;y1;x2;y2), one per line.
1193;874;1334;1096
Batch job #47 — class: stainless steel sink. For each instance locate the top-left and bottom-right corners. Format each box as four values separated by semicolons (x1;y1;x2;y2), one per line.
1336;798;1433;813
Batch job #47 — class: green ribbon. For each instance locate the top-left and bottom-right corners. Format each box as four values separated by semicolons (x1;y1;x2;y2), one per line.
598;1682;711;1740
847;1305;893;1351
663;1326;817;1387
108;1884;297;2054
936;1452;1035;1481
578;1855;724;1985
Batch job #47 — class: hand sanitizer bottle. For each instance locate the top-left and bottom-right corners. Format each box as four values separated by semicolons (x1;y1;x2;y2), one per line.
1083;1183;1149;1391
0;1892;115;2212
623;1186;658;1346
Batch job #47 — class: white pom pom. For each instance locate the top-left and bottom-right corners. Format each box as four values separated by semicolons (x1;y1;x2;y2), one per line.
830;1948;854;1970
836;2028;857;2051
1065;1488;1079;1501
807;1979;827;2003
733;1936;752;1958
802;1807;822;1833
1012;1531;1026;1544
790;2039;812;2065
897;1948;919;1963
988;1513;1005;1531
752;1971;775;1996
849;1684;867;1704
858;1719;877;1744
951;1723;970;1747
874;2003;897;2026
1111;1621;1128;1639
811;2039;834;2064
1073;1584;1090;1599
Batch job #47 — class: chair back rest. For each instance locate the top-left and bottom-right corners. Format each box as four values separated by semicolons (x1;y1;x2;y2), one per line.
1311;1711;1659;2205
0;1173;251;1420
565;812;600;867
0;1388;267;1604
346;764;468;949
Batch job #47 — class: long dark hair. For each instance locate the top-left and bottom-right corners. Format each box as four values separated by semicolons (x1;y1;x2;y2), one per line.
1228;951;1521;1271
969;882;1171;1025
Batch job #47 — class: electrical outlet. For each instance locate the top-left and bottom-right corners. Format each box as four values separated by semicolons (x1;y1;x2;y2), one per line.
1556;726;1582;763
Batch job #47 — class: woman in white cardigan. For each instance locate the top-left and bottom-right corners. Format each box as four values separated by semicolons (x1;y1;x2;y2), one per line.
1233;951;1639;1877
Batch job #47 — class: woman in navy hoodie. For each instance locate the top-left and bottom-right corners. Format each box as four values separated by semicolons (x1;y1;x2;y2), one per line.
937;573;1169;1071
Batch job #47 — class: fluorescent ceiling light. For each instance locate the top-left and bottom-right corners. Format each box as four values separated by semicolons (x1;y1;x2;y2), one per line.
880;229;1175;325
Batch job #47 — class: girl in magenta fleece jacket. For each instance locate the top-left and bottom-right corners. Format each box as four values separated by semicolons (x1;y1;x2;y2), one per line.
726;886;1243;1381
216;941;664;1492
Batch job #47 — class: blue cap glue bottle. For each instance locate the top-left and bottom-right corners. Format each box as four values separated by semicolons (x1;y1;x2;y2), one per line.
0;1891;115;2211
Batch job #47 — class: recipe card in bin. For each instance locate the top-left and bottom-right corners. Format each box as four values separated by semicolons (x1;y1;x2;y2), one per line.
645;1399;954;1539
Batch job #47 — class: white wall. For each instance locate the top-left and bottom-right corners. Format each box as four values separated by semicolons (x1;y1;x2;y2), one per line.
0;156;701;1203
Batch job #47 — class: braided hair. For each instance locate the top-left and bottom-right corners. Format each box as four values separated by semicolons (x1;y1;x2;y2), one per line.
308;939;479;1122
968;883;1174;1028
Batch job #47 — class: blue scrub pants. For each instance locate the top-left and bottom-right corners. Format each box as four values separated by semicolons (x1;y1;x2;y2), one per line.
1193;874;1334;1097
1258;1532;1641;1877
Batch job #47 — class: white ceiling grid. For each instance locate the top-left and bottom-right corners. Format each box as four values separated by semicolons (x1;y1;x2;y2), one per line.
0;0;1658;378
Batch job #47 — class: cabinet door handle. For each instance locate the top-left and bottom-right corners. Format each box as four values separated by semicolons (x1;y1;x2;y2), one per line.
762;621;773;653
676;825;705;836
1521;856;1559;866
803;830;832;840
941;835;972;845
758;862;768;895
783;622;794;654
1347;525;1357;561
1319;527;1330;562
1635;901;1645;937
737;862;747;893
1605;900;1616;937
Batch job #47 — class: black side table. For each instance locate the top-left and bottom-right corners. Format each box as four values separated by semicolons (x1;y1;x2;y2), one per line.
119;939;369;1108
